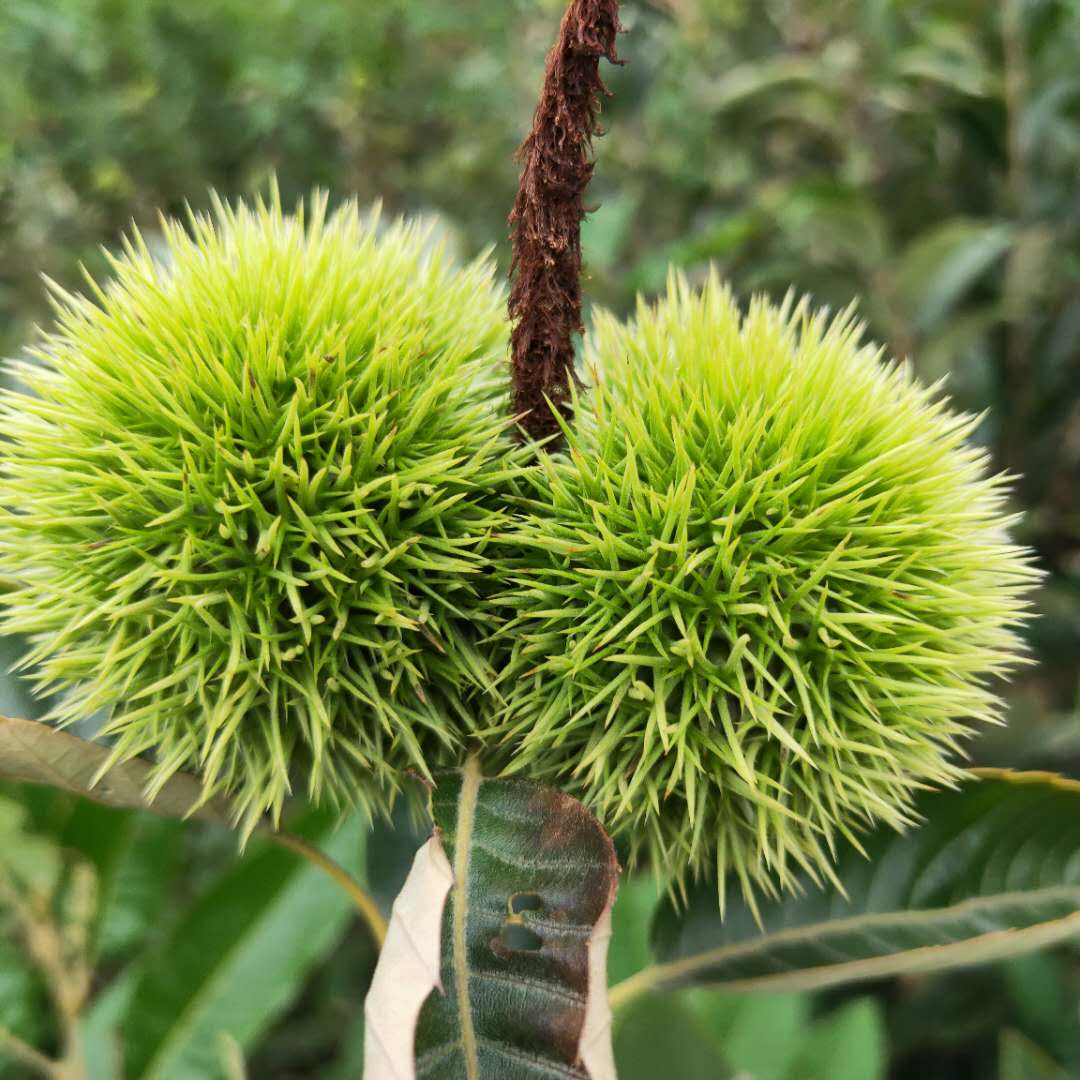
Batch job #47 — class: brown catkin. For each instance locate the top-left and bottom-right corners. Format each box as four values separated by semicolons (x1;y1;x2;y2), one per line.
508;0;622;445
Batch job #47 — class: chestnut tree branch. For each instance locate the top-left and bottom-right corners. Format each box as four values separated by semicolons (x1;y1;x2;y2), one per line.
508;0;623;445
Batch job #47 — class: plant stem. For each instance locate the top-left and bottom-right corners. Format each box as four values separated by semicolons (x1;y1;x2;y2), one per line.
0;1026;59;1079
508;0;622;446
269;830;388;948
607;966;660;1014
0;871;89;1079
1002;0;1032;475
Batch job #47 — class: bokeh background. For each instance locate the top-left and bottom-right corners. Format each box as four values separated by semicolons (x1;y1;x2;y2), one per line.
1;0;1078;1076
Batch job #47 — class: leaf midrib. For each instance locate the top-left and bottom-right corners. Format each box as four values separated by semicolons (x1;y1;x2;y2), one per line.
452;755;482;1080
140;870;297;1078
140;821;351;1080
654;882;1080;989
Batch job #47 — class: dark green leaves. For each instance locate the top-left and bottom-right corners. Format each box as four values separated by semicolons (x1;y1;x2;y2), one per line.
613;995;733;1080
365;760;620;1079
116;810;367;1080
639;772;1080;996
895;219;1014;333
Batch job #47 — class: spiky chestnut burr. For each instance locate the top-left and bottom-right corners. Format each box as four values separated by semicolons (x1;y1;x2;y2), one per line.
491;272;1039;902
0;191;515;830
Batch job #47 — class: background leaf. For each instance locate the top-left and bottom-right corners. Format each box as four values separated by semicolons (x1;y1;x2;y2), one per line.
613;995;731;1080
688;990;811;1080
0;935;44;1060
999;1029;1072;1080
83;977;134;1080
895;220;1014;332
116;809;366;1080
606;874;660;988
788;999;886;1080
646;773;1080;994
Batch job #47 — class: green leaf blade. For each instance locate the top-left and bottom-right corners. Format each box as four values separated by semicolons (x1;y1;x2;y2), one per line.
614;995;731;1080
647;773;1080;995
789;999;886;1080
422;765;619;1079
366;762;620;1079
119;810;366;1080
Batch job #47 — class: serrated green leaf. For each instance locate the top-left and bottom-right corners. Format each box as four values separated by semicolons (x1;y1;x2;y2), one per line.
637;772;1080;996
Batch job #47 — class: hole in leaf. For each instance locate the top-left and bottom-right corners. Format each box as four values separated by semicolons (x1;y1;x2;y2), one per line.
510;892;543;914
500;922;544;952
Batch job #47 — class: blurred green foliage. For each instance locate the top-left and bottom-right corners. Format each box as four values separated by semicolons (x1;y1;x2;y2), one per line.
1;0;1078;1076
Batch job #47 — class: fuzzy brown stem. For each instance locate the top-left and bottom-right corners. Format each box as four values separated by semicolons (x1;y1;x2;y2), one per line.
509;0;622;445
